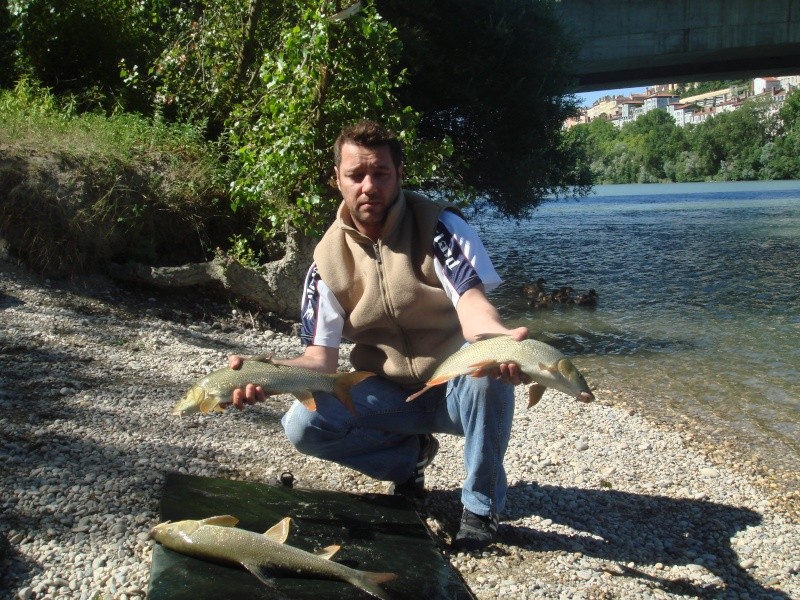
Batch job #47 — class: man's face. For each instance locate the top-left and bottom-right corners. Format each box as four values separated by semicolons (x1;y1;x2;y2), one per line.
335;142;403;239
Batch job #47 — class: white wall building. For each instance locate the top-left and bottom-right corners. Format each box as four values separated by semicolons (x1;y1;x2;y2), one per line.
667;103;697;127
643;93;680;113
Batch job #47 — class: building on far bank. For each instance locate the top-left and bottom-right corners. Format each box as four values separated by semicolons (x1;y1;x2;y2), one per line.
586;95;625;122
564;76;800;130
617;97;644;126
666;102;698;127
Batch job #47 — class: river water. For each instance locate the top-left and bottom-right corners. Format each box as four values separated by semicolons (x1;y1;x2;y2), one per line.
476;180;800;487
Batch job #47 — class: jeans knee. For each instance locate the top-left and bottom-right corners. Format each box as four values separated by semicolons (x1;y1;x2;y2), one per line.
281;403;341;458
282;405;313;451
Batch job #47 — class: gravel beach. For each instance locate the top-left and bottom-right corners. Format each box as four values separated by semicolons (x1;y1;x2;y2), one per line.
1;258;798;600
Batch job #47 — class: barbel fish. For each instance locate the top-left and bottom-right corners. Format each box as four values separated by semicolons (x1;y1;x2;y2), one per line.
173;357;374;416
149;515;397;599
406;335;595;407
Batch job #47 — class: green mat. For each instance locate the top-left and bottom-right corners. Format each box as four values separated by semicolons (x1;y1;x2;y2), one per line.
147;472;477;599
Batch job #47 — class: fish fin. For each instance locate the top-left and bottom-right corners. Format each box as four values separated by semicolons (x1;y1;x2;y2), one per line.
348;571;399;600
199;396;223;414
242;563;278;588
246;354;273;363
538;362;559;375
333;371;374;415
263;517;291;543
200;515;239;527
474;333;513;341
426;372;463;386
527;384;547;408
314;544;341;559
291;391;318;412
466;359;502;378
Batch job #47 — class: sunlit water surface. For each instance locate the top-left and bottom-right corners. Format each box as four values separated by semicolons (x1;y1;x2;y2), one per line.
476;181;800;486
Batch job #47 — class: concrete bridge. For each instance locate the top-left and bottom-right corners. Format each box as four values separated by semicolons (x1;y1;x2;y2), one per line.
556;0;800;91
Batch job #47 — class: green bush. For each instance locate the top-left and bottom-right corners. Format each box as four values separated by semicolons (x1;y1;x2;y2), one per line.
0;79;239;275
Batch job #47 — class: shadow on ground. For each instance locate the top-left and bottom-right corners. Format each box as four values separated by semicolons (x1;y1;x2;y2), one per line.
427;482;786;599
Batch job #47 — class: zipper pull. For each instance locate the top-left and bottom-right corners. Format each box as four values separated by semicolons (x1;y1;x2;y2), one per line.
373;243;382;264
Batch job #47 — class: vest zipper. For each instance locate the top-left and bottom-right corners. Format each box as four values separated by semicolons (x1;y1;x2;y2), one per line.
371;240;420;380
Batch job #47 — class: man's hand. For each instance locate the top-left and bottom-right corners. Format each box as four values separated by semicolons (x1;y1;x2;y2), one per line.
488;326;532;386
228;355;267;409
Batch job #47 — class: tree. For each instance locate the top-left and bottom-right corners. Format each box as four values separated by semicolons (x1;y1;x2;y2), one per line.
376;0;590;216
11;0;166;112
778;88;800;133
148;0;288;138
687;99;773;180
111;1;455;317
5;0;591;317
619;109;686;181
0;2;18;88
226;2;450;240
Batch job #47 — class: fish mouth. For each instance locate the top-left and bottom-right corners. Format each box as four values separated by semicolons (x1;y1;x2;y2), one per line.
148;520;171;539
577;391;595;403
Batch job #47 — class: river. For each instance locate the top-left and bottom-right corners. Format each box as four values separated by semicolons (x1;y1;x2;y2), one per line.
476;180;800;489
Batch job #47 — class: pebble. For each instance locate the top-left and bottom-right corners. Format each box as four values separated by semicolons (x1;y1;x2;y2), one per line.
1;261;799;600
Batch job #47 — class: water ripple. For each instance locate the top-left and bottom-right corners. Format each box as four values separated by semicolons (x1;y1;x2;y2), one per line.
481;183;800;475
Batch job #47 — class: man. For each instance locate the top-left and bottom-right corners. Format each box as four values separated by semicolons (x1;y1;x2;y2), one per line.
231;120;529;551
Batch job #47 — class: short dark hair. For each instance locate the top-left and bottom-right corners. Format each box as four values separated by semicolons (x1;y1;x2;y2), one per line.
333;120;403;169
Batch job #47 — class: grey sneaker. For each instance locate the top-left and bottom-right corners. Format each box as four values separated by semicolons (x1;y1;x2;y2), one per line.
390;434;439;499
452;509;499;551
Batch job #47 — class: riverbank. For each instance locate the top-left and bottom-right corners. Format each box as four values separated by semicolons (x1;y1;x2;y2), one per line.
1;258;798;599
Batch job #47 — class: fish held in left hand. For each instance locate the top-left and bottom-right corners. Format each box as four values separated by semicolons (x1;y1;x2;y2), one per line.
149;515;398;600
406;335;594;407
173;358;374;416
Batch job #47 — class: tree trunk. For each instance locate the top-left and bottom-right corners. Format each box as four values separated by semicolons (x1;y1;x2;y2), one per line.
106;227;316;320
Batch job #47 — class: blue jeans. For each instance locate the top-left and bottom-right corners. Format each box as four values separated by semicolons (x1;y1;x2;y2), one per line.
281;372;515;517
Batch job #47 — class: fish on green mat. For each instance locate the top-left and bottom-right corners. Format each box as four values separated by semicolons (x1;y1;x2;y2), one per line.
406;335;595;407
173;356;374;416
149;515;398;600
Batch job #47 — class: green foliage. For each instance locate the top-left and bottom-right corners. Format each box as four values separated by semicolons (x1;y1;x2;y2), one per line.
778;89;800;133
377;0;589;215
226;1;451;240
227;234;264;269
687;100;773;180
147;0;287;137
10;0;168;112
0;2;19;88
619;110;687;181
5;0;592;265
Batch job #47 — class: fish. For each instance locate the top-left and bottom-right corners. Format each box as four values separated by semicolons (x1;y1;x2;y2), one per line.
406;335;595;407
149;515;398;600
173;357;374;416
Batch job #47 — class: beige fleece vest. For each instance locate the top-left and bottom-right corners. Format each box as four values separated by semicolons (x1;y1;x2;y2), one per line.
313;190;465;386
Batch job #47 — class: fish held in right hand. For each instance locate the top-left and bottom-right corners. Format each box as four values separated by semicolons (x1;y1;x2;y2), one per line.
173;359;373;416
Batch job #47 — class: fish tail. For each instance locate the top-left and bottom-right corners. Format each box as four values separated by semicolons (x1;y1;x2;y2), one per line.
406;371;462;401
347;570;398;600
405;385;433;402
333;371;374;415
